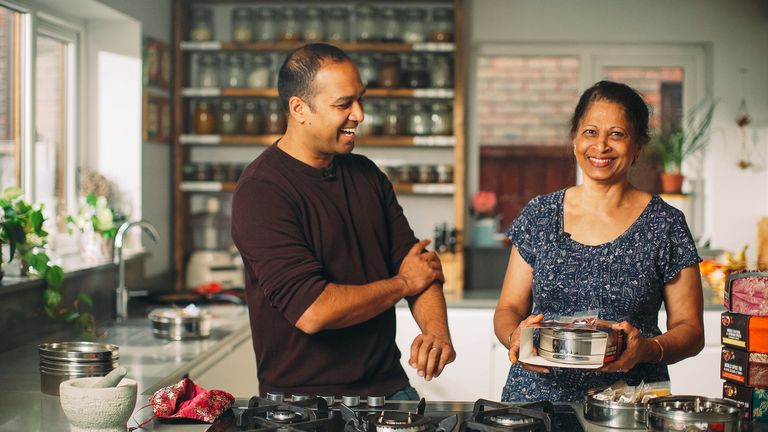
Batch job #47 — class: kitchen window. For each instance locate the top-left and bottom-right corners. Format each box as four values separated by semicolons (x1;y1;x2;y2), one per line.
0;4;22;192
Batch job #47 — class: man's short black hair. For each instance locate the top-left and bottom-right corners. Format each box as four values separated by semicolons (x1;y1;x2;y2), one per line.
277;43;351;112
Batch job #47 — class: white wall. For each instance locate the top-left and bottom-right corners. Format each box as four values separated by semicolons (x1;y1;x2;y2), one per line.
465;0;768;263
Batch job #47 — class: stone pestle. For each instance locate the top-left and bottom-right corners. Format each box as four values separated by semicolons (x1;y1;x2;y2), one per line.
90;366;128;388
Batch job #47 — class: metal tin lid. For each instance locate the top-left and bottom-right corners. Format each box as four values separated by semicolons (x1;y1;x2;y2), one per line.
647;395;743;424
38;342;119;361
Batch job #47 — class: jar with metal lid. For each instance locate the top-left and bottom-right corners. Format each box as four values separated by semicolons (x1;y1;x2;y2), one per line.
402;8;427;43
231;7;253;43
189;7;214;41
430;102;453;135
418;165;437;183
246;54;272;88
182;163;197;181
354;5;378;42
403;54;429;89
380;8;402;42
278;8;301;42
242;101;263;134
195;162;213;181
430;55;453;88
223;54;246;88
399;165;419;183
255;8;277;42
358;101;382;136
302;8;324;42
196;54;220;88
326;8;349;42
264;100;286;134
219;101;240;134
212;163;229;182
382;101;404;135
378;55;401;89
430;7;454;42
355;54;378;88
406;102;431;136
194;101;216;134
436;164;453;183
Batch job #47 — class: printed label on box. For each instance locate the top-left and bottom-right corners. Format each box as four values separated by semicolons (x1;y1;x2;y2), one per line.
721;312;748;349
721;347;749;384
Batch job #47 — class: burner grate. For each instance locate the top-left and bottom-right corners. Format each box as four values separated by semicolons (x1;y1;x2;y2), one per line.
460;399;582;432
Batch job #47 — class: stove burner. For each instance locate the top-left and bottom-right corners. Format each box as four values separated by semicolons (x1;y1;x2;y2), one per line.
266;408;307;423
366;411;432;432
486;414;536;427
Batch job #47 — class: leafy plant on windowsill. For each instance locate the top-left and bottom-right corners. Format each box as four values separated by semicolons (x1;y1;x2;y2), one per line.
0;187;95;334
650;99;717;174
67;193;124;240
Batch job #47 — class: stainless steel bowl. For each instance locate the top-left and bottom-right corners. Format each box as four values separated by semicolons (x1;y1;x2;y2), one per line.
148;307;212;340
583;388;646;429
538;327;608;364
39;342;119;362
38;342;119;395
646;395;743;431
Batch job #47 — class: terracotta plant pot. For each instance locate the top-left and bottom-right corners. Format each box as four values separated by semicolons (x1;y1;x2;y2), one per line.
660;172;684;194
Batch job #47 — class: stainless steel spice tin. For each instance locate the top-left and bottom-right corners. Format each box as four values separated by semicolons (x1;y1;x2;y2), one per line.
646;395;743;432
538;325;624;365
38;342;119;395
583;388;646;429
149;307;212;340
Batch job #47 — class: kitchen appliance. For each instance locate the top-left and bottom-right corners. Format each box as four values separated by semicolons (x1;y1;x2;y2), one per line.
205;396;583;432
645;395;743;432
38;342;119;395
148;306;212;340
186;250;244;290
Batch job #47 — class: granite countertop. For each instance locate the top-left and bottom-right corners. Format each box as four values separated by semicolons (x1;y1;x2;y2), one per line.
0;304;251;432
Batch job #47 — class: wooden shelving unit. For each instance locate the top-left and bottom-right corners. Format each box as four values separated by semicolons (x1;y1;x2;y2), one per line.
172;0;465;293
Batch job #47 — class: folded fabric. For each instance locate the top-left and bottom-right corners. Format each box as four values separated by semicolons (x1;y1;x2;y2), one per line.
150;376;234;423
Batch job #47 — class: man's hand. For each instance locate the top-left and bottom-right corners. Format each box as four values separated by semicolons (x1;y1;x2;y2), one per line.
397;240;445;297
409;333;455;381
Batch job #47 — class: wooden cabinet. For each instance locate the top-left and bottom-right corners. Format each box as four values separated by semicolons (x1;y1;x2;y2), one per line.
171;1;465;292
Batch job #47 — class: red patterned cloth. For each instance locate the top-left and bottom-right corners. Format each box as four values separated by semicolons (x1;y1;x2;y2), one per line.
150;376;234;423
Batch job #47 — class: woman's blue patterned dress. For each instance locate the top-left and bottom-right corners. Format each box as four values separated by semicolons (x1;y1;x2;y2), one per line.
502;189;701;402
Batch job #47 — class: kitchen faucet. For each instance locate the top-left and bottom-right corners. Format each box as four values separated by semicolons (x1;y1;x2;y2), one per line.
114;220;159;321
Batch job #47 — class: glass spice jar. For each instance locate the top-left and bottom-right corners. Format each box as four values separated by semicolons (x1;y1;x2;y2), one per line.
242;101;263;134
219;101;240;134
264;100;286;134
403;54;429;89
255;8;277;42
194;101;216;134
303;8;324;42
379;7;402;42
429;55;453;88
436;164;454;183
196;53;220;88
231;7;253;43
378;55;401;89
430;7;454;42
326;8;350;42
430;102;453;135
223;54;246;88
354;5;378;42
189;7;214;41
406;102;431;136
278;8;301;42
355;54;378;88
247;54;272;88
358;101;382;136
402;8;427;43
382;101;404;135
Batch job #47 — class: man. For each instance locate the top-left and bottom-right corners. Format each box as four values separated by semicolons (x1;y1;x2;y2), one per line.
231;43;455;399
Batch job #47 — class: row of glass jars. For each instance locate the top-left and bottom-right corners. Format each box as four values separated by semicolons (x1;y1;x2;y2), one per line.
192;99;286;135
190;5;453;44
382;164;454;184
191;99;452;137
195;53;275;88
183;161;247;183
355;53;452;89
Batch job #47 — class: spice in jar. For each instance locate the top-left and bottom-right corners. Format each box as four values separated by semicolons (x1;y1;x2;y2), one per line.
430;7;454;42
303;8;324;42
255;8;277;42
231;7;253;43
278;8;301;42
355;54;378;88
378;55;401;89
194;101;216;134
383;101;404;136
380;7;402;42
436;164;453;183
219;101;240;134
430;54;453;88
406;102;431;136
189;7;214;41
223;54;246;88
247;54;272;88
403;54;429;89
358;101;383;136
430;102;453;135
242;101;263;134
354;5;378;42
326;8;350;42
196;53;220;88
418;165;437;183
402;8;427;43
264;100;287;134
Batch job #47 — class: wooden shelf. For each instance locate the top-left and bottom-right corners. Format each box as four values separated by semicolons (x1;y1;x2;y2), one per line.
180;41;455;53
181;87;454;99
180;181;454;195
179;134;455;147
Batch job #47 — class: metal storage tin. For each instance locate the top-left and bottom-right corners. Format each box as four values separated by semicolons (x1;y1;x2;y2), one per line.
149;307;212;340
538;327;609;364
583;388;646;429
38;342;119;395
646;395;742;432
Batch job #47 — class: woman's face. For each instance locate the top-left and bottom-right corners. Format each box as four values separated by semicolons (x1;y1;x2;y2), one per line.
572;100;640;185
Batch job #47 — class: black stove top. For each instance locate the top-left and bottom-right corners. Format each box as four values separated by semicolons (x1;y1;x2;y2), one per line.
205;397;583;432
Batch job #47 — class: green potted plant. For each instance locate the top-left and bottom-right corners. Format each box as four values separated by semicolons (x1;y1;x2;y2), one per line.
66;193;124;261
0;187;94;333
650;99;717;194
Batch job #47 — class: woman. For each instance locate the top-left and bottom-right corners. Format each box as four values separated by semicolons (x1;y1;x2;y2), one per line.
494;80;704;402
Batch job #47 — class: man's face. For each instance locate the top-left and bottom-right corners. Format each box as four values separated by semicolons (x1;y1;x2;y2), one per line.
301;60;365;156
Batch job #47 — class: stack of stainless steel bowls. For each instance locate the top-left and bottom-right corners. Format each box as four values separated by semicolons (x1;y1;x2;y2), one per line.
39;342;119;395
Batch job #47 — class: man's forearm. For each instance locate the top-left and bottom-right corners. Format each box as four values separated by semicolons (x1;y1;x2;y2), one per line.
407;283;451;339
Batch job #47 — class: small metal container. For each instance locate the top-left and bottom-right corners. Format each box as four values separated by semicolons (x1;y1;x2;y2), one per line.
148;307;212;340
646;396;743;431
583;388;646;429
38;342;119;396
538;327;608;364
